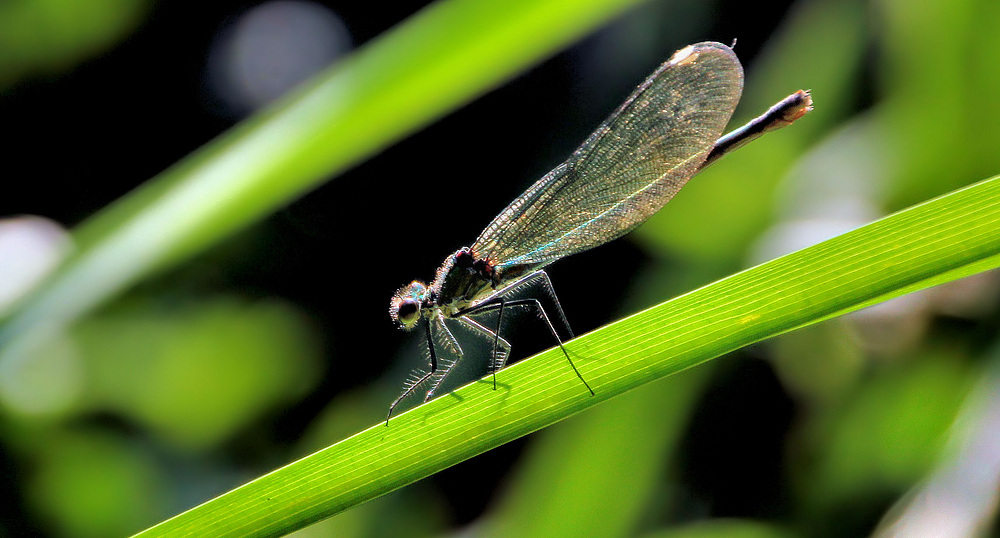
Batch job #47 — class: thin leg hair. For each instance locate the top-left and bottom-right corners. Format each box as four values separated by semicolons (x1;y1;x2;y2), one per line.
459;317;511;373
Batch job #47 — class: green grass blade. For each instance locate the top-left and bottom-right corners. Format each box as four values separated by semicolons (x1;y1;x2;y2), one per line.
0;0;644;347
132;175;1000;538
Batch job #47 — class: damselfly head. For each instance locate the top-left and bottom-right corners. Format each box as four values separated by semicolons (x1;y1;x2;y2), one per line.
390;281;427;329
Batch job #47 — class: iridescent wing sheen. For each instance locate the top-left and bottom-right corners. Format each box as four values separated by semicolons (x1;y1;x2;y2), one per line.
472;42;744;273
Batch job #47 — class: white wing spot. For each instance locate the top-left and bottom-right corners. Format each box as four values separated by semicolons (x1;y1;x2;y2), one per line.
668;45;698;66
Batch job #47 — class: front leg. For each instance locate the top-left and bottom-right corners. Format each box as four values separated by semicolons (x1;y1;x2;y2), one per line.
423;313;464;402
387;320;440;425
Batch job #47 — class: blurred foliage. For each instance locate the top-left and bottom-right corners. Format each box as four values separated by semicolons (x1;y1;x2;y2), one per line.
2;0;1000;537
27;430;167;538
76;298;322;450
640;520;796;538
0;296;322;537
794;351;975;518
0;0;150;90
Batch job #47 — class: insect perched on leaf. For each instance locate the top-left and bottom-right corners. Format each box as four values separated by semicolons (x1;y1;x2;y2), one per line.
388;41;812;424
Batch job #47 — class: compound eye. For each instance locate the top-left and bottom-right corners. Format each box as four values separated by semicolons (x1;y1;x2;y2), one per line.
397;299;420;325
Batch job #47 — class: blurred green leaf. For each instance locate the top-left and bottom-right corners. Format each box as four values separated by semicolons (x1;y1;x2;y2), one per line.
77;298;322;450
796;349;975;517
28;430;167;538
0;0;150;89
769;320;864;405
131;177;1000;538
639;519;796;538
966;1;1000;180
878;0;1000;208
868;346;1000;538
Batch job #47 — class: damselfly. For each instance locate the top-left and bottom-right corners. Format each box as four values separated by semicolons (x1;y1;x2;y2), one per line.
388;41;812;423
